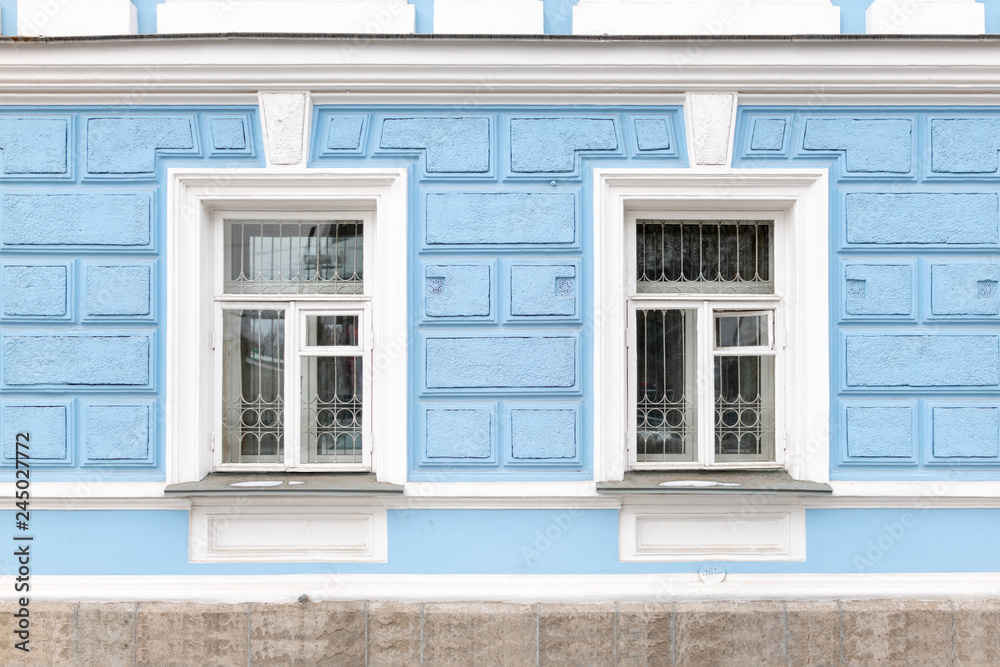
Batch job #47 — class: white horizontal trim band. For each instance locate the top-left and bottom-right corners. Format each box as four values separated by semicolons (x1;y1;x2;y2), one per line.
9;573;1000;603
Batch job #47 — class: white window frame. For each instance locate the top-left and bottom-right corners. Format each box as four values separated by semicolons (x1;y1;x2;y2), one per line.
212;209;374;472
626;210;786;470
593;168;830;484
166;168;408;486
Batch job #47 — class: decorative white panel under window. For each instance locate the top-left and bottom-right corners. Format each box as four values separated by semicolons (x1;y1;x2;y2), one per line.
626;212;785;470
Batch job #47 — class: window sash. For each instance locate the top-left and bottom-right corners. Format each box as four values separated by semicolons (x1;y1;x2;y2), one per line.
212;210;375;473
628;300;783;470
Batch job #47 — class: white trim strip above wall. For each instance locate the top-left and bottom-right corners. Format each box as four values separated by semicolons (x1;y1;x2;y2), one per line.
12;573;1000;603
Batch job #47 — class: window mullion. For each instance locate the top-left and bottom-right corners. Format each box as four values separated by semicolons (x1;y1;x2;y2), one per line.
286;301;301;469
697;301;714;467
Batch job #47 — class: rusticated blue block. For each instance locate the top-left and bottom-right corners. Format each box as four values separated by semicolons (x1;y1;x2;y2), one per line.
634;119;671;151
932;264;1000;316
802;118;911;172
426;337;576;388
84;404;149;460
1;265;67;317
3;335;149;386
845;193;998;245
511;409;576;459
844;264;911;316
510;265;576;317
1;194;150;246
933;407;1000;458
425;409;492;458
846;336;999;387
209;118;246;150
327;116;366;150
0;118;67;174
380;117;489;172
750;118;786;151
510;118;618;172
425;265;490;318
426;193;575;245
1;405;67;460
931;118;1000;173
87;117;194;173
86;265;151;317
846;406;912;458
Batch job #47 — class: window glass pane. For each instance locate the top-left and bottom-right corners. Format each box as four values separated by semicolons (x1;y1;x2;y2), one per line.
714;355;775;463
637;220;773;294
715;314;769;348
306;315;359;347
225;220;363;294
636;309;698;462
221;309;285;464
301;356;363;465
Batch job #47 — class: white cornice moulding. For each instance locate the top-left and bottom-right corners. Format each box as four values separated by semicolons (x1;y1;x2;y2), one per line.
572;0;840;36
156;0;415;34
434;0;544;35
10;40;1000;98
866;0;985;35
17;0;136;36
12;573;1000;603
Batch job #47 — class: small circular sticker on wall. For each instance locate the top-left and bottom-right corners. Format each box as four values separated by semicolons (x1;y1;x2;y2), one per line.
698;564;727;584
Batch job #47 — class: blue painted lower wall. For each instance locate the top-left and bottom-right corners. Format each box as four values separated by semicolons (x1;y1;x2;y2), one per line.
3;508;997;576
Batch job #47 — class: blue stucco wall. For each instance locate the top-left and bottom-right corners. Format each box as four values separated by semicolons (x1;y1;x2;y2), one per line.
3;100;1000;577
0;107;264;480
735;106;1000;480
3;507;999;575
311;104;686;480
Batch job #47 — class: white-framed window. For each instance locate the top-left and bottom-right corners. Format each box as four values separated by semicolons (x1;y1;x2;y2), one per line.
627;212;785;469
214;211;374;471
166;169;408;486
593;169;830;484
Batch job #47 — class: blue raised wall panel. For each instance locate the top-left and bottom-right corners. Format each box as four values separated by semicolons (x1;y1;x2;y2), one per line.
84;263;153;319
0;117;69;176
325;115;366;152
509;117;620;174
2;334;152;388
379;116;491;175
509;405;580;463
930;118;1000;174
509;262;579;319
425;336;577;391
425;192;577;247
1;193;153;248
421;405;497;465
83;402;155;465
931;406;1000;460
844;193;999;247
842;263;913;317
0;403;72;465
843;404;916;463
209;117;248;151
845;335;999;389
802;118;913;174
633;118;673;152
87;116;197;174
0;105;263;481
423;263;492;320
0;263;69;318
931;263;1000;316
